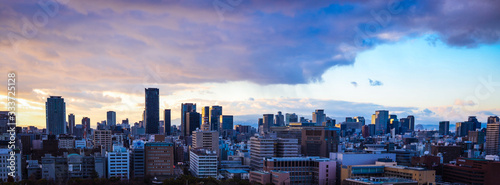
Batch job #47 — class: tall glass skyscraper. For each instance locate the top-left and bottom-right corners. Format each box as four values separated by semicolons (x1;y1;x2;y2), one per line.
164;109;171;135
145;88;159;134
209;106;222;131
107;111;116;128
46;96;66;135
181;103;196;136
68;113;75;135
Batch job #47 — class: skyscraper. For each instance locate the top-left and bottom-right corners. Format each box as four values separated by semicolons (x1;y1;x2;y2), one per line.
219;115;233;131
312;109;325;126
201;106;210;127
145;88;159;134
164;109;171;135
181;103;196;136
46;96;66;135
439;121;450;135
407;115;415;131
456;121;474;137
82;117;90;138
262;114;274;134
285;113;298;125
107;111;116;128
68;113;75;135
485;121;500;155
468;116;481;130
185;112;201;136
209;105;222;131
488;116;500;124
275;111;284;126
373;110;389;134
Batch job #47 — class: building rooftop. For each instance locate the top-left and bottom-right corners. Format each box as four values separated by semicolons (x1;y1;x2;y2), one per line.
346;177;417;184
265;156;331;162
225;169;249;174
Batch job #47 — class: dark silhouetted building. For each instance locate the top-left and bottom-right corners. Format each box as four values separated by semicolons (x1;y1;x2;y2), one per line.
145;88;160;134
185;112;201;136
439;121;450;135
107;111;116;128
164;109;171;135
46;96;66;135
181;103;196;136
68;113;75;135
456;121;474;137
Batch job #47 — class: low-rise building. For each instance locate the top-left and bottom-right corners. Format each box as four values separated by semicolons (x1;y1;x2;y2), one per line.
189;148;218;178
107;145;129;179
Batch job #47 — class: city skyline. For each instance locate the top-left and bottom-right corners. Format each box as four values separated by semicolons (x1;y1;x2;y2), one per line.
1;0;499;129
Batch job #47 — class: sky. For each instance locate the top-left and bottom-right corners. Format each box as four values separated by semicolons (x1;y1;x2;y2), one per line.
0;0;499;129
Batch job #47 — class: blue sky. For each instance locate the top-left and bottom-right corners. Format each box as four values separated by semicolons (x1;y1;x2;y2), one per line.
0;0;499;128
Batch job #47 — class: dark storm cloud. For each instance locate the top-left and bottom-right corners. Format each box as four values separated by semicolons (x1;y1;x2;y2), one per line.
0;0;499;87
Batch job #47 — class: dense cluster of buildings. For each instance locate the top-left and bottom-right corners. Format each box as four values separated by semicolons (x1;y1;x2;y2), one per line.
0;87;499;185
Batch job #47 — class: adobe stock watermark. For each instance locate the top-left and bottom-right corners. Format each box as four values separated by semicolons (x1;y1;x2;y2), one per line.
213;0;243;22
353;0;405;48
7;0;70;53
7;72;17;179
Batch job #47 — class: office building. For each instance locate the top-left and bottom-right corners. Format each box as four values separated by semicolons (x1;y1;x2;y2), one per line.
456;121;474;137
443;158;500;184
431;145;463;163
41;154;68;182
301;127;340;158
262;114;274;134
469;131;485;144
164;109;171;135
107;145;130;179
82;117;90;138
0;149;22;181
46;96;66;135
67;154;95;179
275;111;284;126
488;116;499;124
185;111;201;136
145;142;174;177
341;163;434;185
250;170;290;185
262;156;336;185
107;111;116;128
407;115;415;131
210;106;223;131
372;110;389;134
131;140;145;179
249;135;300;170
181;103;196;136
439;121;450;135
94;130;112;151
189;148;218;178
468;116;481;130
486;121;500;155
192;130;219;154
68;113;75;135
145;88;160;134
58;135;75;149
313;109;326;125
285;113;298;125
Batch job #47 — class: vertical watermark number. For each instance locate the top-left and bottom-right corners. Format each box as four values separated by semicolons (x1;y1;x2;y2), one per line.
7;72;17;179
